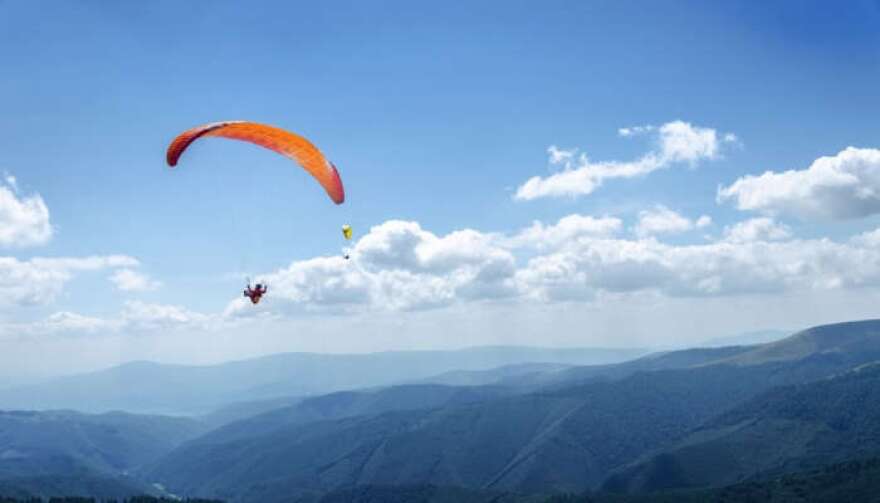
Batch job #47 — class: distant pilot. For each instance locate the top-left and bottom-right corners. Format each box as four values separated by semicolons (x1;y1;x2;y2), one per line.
244;283;268;305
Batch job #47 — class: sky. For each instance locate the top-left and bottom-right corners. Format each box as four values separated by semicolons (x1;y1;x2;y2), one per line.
1;0;879;379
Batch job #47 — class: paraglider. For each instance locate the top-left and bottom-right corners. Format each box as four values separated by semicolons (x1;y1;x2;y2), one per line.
244;282;268;305
166;121;348;304
166;121;345;204
342;224;353;259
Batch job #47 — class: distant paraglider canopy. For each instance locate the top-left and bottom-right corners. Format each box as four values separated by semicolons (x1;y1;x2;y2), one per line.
341;224;353;260
166;120;345;204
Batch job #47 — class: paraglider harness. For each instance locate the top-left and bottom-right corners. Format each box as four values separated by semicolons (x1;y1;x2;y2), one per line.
244;281;268;305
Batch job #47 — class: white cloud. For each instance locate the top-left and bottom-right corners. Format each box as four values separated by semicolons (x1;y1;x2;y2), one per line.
618;125;655;137
516;227;880;301
0;178;52;247
0;255;139;306
257;256;371;309
8;301;212;338
0;176;154;306
121;301;209;331
547;145;576;164
33;311;117;335
10;212;880;343
852;227;880;248
28;256;138;270
515;121;735;201
109;269;161;292
514;154;656;201
718;147;880;220
656;120;725;164
634;206;708;237
11;212;876;337
217;214;880;317
4;174;19;193
225;220;518;316
516;239;674;301
723;217;791;243
507;214;622;250
355;221;512;276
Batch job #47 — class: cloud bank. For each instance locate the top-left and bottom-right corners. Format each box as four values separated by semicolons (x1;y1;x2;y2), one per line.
216;213;880;318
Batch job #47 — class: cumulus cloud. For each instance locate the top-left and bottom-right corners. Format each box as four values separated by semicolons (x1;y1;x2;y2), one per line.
718;147;880;220
9;301;212;337
507;214;622;250
121;301;209;331
32;311;117;335
0;255;139;306
852;227;880;248
225;220;518;317
634;206;711;237
516;226;880;301
0;177;52;247
656;120;727;164
109;269;161;292
515;121;736;201
11;210;880;337
217;213;880;317
723;217;791;243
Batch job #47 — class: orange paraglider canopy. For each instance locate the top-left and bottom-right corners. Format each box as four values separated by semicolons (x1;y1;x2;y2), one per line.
166;121;345;204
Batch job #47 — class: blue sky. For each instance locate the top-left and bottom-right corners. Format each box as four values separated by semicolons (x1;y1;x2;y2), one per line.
1;1;879;377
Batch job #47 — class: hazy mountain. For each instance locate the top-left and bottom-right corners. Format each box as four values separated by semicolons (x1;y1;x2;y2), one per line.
146;319;880;502
0;410;207;499
698;329;791;348
717;319;880;366
413;363;574;387
534;319;880;391
144;364;809;500
0;347;648;415
603;362;880;493
8;319;880;501
201;363;572;429
142;382;515;488
202;343;734;431
508;345;754;392
200;395;306;430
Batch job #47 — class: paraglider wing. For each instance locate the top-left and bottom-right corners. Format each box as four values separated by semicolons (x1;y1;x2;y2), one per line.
342;224;353;240
166;121;345;204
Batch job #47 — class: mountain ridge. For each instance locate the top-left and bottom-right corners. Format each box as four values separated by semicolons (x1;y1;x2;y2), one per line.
146;319;880;502
0;346;649;415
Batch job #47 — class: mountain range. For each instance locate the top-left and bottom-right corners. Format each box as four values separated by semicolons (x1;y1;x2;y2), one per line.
3;320;880;501
0;347;647;416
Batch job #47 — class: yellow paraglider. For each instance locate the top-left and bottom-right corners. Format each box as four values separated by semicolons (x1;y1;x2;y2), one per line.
342;224;353;259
